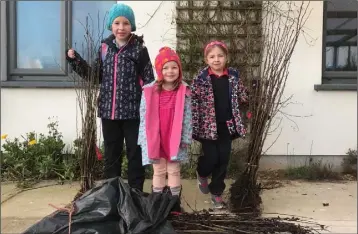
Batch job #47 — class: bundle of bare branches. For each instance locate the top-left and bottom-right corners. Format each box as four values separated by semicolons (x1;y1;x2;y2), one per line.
170;211;324;234
67;15;106;199
229;1;311;213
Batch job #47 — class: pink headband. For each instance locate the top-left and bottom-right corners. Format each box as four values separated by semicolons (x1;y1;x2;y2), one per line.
204;41;228;55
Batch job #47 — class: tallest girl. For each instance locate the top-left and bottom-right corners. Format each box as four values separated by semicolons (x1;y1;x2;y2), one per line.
66;3;155;191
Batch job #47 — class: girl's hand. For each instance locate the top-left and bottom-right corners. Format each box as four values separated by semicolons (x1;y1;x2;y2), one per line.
67;49;75;59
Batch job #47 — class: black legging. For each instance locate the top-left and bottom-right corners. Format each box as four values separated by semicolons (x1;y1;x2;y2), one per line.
197;123;232;196
102;118;145;191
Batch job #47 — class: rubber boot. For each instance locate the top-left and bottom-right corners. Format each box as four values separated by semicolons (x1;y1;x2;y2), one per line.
170;185;183;213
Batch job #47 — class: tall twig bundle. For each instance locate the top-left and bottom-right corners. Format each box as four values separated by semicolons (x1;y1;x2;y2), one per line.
229;1;311;213
67;14;107;199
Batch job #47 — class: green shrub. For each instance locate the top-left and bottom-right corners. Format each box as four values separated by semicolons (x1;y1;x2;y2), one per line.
1;119;77;188
341;148;357;176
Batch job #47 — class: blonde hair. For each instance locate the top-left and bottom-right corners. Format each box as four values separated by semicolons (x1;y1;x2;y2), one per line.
155;79;181;92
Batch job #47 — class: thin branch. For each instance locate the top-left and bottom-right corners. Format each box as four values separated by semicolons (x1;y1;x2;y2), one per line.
262;126;283;154
137;1;165;29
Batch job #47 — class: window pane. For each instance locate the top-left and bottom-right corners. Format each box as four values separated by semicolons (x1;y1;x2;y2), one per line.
325;46;334;69
350;46;357;70
337;46;349;69
17;1;61;69
324;0;357;72
72;1;115;62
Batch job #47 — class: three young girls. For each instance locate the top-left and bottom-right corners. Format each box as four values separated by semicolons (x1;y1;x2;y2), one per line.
66;2;246;211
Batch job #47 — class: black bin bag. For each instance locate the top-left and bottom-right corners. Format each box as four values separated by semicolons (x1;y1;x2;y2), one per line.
22;177;178;234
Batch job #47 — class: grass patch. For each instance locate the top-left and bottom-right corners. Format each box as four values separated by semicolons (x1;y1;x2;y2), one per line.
284;160;342;181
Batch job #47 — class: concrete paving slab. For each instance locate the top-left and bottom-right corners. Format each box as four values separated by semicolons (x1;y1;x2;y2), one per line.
1;179;356;233
1;183;19;203
261;180;357;233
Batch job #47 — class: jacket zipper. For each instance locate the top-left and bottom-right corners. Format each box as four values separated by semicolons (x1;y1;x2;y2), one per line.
110;35;133;120
111;52;119;120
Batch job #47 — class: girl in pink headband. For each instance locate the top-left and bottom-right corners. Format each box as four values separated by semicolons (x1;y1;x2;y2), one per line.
204;40;228;57
191;40;249;209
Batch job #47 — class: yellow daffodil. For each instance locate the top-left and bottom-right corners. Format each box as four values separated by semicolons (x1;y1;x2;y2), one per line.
28;139;37;146
1;134;8;139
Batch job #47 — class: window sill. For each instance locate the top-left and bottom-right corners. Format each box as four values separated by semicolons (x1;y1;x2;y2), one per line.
314;84;357;91
1;80;79;88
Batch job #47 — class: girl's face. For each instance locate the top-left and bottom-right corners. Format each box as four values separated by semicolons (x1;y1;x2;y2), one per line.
162;61;180;84
205;46;227;72
111;16;131;41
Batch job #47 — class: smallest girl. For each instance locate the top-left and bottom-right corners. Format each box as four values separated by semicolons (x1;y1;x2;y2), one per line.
191;41;249;209
138;47;192;210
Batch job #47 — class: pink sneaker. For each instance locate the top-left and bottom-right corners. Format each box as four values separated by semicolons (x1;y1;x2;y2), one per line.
211;195;225;209
196;171;209;194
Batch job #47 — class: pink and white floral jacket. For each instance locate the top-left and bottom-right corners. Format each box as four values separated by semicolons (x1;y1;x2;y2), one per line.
191;66;249;141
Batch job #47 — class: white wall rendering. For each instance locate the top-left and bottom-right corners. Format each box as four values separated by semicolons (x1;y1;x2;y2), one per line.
1;2;356;166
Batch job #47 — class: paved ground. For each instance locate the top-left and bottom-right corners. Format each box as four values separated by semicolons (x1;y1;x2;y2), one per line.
1;179;356;233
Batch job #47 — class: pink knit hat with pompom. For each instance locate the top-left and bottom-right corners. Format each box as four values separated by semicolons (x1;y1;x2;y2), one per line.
154;47;182;81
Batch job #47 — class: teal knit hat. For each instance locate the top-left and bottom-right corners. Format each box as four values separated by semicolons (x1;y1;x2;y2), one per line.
107;3;136;32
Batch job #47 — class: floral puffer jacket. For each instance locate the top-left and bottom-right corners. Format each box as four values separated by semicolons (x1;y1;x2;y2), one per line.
191;66;249;141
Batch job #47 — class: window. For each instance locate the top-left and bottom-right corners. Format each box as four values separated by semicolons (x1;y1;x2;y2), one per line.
72;1;113;64
322;0;357;86
5;1;115;84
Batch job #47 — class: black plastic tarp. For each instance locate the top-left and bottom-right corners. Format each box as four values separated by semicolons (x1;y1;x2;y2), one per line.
22;177;179;234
